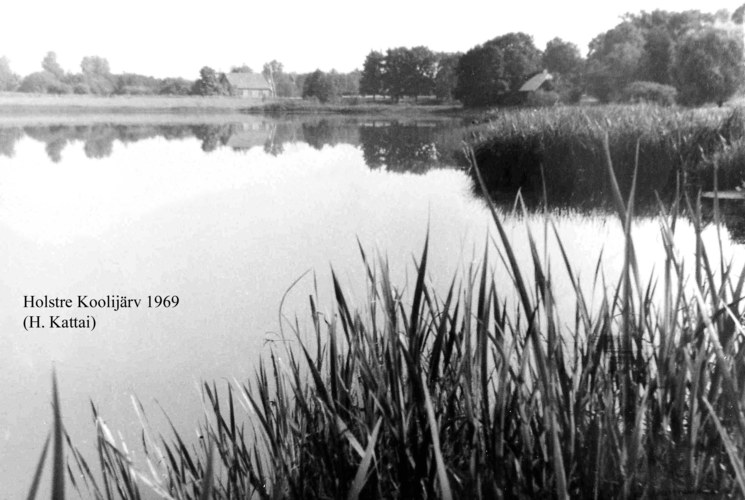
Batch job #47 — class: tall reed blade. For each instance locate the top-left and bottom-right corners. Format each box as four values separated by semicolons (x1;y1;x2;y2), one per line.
198;440;214;500
51;371;65;500
347;417;382;500
25;435;50;500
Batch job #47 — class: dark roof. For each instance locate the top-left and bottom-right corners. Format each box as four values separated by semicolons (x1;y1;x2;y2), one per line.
224;73;272;90
519;71;552;92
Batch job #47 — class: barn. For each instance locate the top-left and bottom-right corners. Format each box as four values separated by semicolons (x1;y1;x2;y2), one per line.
224;73;274;98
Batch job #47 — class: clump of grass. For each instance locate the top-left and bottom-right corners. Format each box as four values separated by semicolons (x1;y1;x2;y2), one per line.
39;139;745;498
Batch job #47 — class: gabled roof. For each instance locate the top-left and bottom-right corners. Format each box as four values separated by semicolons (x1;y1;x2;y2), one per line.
519;71;552;92
224;73;272;90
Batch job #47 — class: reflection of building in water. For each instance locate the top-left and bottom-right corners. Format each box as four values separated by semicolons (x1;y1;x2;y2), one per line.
226;122;275;152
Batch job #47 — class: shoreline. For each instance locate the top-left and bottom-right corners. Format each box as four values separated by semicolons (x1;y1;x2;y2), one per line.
0;93;468;118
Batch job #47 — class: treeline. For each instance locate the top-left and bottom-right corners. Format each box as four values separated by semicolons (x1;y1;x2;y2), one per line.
0;52;194;96
1;7;744;106
361;8;745;107
0;52;362;100
192;60;361;101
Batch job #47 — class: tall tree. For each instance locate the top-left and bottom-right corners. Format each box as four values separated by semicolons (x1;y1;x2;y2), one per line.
454;32;541;106
733;3;745;24
0;56;19;91
542;38;582;76
383;47;414;101
80;56;110;76
586;22;645;101
262;60;283;96
302;69;337;103
433;53;460;101
359;51;385;98
454;43;507;107
79;56;114;95
542;38;584;102
638;27;675;84
409;46;437;98
192;66;229;96
492;32;542;91
42;51;65;79
382;46;437;101
674;27;745;105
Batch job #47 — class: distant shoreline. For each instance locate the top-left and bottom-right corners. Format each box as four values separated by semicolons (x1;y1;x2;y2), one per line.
0;93;467;117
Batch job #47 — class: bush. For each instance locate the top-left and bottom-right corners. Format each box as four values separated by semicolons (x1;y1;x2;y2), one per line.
18;71;63;93
525;90;560;107
46;82;73;95
621;81;677;106
73;83;91;95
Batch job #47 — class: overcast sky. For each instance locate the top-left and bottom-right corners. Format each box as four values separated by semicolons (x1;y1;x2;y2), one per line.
2;0;743;79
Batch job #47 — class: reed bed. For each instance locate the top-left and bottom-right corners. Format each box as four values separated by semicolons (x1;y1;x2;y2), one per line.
469;104;745;212
29;139;745;499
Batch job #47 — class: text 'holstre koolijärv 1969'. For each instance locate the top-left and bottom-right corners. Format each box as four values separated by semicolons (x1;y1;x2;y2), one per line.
22;294;180;332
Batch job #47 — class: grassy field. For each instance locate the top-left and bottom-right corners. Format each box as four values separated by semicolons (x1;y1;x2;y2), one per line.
27;141;745;498
0;92;464;117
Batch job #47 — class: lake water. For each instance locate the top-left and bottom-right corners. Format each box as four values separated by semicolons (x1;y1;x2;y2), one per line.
0;114;741;497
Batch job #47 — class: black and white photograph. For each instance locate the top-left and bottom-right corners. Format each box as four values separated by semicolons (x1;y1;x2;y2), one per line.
3;0;745;497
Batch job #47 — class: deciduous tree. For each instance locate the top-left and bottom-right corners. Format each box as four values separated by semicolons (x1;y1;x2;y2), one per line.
454;43;507;107
586;22;645;101
543;38;582;76
674;27;745;105
80;56;110;76
359;51;385;98
42;51;65;79
454;32;540;106
302;69;337;103
192;66;229;96
0;56;19;91
433;52;460;101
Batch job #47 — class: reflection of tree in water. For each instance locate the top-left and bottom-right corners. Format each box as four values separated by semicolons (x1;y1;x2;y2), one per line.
300;119;360;150
701;199;745;244
45;140;66;162
4;120;466;171
191;124;240;153
24;125;72;162
0;128;23;158
83;126;116;159
18;123;234;160
359;122;460;173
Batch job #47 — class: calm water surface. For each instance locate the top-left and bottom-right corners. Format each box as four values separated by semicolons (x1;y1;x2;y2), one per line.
0;115;742;496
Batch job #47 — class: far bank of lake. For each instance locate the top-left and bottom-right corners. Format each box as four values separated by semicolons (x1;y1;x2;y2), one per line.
0;92;466;117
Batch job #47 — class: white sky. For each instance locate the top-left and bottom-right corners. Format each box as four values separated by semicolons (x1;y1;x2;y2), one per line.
1;0;743;79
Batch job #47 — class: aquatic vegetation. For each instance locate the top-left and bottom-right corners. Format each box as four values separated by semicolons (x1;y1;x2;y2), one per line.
29;139;745;498
468;104;745;213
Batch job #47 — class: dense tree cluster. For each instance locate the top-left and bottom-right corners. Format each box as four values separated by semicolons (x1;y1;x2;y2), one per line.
586;9;744;104
359;47;461;102
2;6;744;107
454;33;543;106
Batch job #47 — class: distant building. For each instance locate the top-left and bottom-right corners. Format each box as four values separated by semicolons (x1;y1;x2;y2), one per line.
224;73;274;98
519;70;553;93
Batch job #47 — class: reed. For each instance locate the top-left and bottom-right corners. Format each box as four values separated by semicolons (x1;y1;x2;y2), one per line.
33;138;745;498
468;104;745;213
